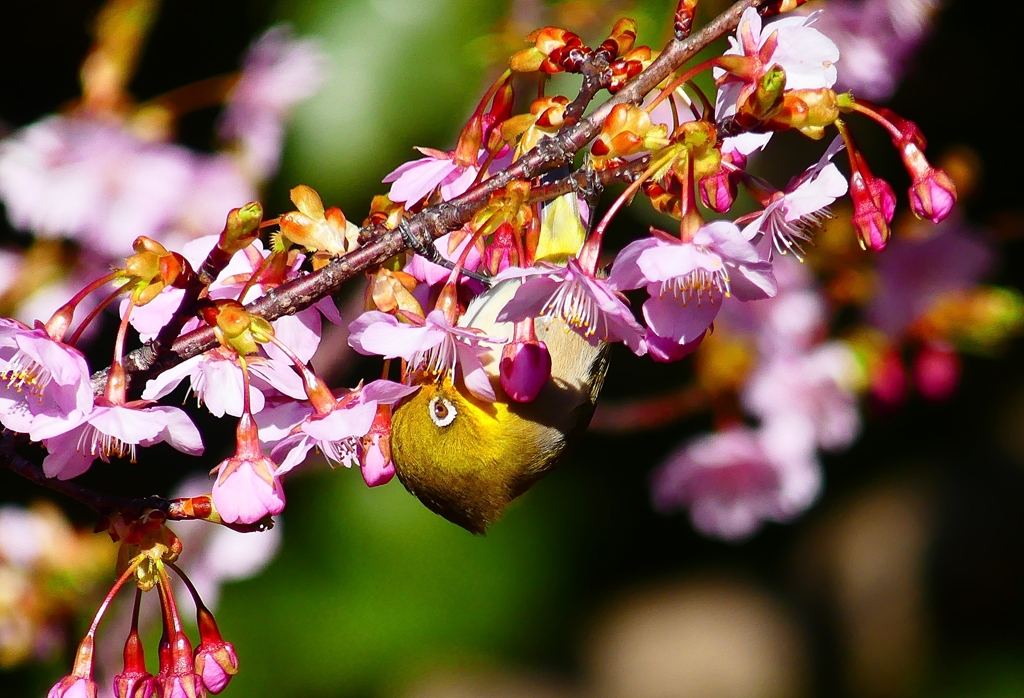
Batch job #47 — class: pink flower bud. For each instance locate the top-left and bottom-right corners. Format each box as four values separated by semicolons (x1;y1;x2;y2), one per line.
195;641;239;694
500;340;552;402
113;671;155;698
48;677;98;698
361;432;395;486
646;331;704;364
914;343;960;402
869;177;897;222
850;171;895;252
155;673;203;698
698;169;736;214
909;167;956;224
869;350;906;407
360;405;395;487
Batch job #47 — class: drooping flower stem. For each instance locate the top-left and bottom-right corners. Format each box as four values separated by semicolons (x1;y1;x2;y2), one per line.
85;555;145;640
584;147;680;273
46;269;122;340
65;283;129;347
646;57;721;112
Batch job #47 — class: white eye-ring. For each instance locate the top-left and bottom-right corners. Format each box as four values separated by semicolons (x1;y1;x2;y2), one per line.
428;396;457;427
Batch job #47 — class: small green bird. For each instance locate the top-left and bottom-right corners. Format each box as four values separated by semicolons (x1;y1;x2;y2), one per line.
389;279;609;533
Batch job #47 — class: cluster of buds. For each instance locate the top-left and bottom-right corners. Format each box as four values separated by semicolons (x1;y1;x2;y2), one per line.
47;514;237;698
510;18;653;95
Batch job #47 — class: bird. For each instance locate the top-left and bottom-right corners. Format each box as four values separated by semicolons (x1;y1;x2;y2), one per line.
389;278;609;533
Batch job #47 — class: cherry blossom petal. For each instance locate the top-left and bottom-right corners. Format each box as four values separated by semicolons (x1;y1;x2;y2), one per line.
607;237;661;291
41;429;95;480
642;290;722;344
455;342;497;401
212;461;286;524
143;406;204;455
348;311;442;360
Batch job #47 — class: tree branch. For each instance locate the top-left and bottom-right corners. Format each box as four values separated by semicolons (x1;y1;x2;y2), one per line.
116;0;764;383
0;433;271;532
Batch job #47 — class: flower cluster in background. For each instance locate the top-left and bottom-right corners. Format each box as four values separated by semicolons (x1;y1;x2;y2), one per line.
0;3;324;329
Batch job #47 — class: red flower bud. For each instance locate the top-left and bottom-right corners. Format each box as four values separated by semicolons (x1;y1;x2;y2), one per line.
849;170;896;252
913;343;960;402
48;677;98;698
195;642;239;694
908;167;957;224
500;339;552;402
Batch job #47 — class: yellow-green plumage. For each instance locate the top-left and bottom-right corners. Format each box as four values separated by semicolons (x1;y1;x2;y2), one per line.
390;280;609;533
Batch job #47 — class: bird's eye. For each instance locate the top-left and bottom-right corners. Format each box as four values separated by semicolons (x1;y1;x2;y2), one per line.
428;396;457;427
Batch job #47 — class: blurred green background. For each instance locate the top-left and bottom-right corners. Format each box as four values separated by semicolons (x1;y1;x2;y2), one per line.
5;1;1024;697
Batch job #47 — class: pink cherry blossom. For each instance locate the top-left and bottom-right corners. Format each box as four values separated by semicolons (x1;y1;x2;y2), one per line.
142;349;305;418
257;379;417;475
608;222;776;346
211;414;286;525
0;117;255;258
384;148;487;206
0;116;191;256
742;137;848;258
0;319;94;437
652;424;822;541
742;341;862;452
349;309;502;401
716;8;840;121
212;456;285;524
36;404;202;480
496;259;648;355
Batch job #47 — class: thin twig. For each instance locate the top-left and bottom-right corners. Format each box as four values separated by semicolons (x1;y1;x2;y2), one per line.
0;434;270;533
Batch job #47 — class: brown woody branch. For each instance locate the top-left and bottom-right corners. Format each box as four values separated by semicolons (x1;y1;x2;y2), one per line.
0;434;270;532
120;0;765;382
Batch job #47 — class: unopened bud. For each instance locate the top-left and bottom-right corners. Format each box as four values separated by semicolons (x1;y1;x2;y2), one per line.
500;339;551;402
750;65;786;119
360;405;395;487
219;202;264;255
699;168;737;214
908;164;957;223
195;642;238;694
48;677;98;698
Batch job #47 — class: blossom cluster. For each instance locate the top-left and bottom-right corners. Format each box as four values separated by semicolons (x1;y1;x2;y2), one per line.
0;1;977;544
